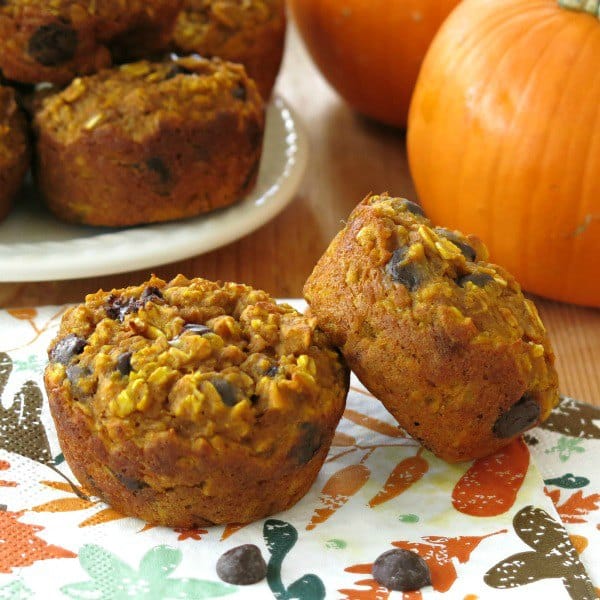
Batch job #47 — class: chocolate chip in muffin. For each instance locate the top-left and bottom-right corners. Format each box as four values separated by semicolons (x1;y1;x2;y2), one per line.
265;365;279;377
105;295;139;321
289;422;322;465
457;272;494;288
372;549;431;592
212;379;240;407
385;248;425;291
164;63;192;80
232;83;247;101
116;352;133;376
28;23;78;66
140;286;163;303
435;227;476;262
50;334;87;364
115;472;149;492
493;395;540;438
66;364;91;397
400;200;425;217
145;157;171;185
216;544;267;585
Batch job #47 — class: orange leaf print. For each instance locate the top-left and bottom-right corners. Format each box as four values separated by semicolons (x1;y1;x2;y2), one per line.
343;409;405;439
392;530;506;593
0;510;76;573
333;432;356;446
0;460;9;470
369;449;428;507
79;507;124;527
554;490;600;524
7;308;37;320
174;527;208;541
221;523;247;541
306;464;370;530
452;438;529;517
32;497;95;513
339;563;391;600
0;460;16;487
570;535;589;555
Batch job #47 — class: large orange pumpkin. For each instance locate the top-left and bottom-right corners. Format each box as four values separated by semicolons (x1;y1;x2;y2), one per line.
288;0;460;128
408;0;600;307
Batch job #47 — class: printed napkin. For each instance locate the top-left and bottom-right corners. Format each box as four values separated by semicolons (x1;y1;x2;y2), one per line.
0;303;598;600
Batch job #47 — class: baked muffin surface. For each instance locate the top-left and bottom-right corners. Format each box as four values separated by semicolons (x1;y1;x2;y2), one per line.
304;194;559;462
45;275;349;526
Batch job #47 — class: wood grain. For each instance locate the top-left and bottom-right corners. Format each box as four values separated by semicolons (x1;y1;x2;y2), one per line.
0;24;598;406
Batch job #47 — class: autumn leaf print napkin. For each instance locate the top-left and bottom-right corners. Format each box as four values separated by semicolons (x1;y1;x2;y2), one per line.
0;303;598;600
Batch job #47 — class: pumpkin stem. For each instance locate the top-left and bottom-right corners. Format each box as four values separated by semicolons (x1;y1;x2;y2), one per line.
558;0;600;18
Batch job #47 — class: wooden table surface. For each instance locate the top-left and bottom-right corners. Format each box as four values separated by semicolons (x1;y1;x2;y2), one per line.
0;23;598;407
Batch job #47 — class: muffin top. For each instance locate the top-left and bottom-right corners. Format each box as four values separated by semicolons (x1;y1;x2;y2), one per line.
173;0;284;52
0;85;28;168
35;55;262;143
45;276;348;458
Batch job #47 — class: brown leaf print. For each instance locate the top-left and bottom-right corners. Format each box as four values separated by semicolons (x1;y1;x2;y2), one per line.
332;432;356;446
343;409;406;439
484;505;595;600
306;464;370;530
0;380;52;465
0;353;12;399
369;448;428;508
0;509;76;573
452;438;529;517
540;397;600;439
7;308;38;321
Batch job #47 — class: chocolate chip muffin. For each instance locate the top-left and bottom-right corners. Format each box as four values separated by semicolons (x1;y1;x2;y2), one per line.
303;194;559;463
44;275;349;527
0;85;30;220
0;0;182;85
171;0;286;99
34;55;265;226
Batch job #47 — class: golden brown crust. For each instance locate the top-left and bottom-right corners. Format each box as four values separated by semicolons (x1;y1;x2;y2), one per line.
44;275;349;527
34;56;265;226
303;194;559;463
0;85;30;220
0;0;182;85
171;0;286;99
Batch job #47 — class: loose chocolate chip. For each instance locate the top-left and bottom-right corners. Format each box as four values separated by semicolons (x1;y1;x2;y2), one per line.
372;549;431;592
105;295;140;322
400;200;425;217
182;323;212;336
216;545;267;585
456;272;494;288
232;83;247;101
265;365;279;377
140;286;163;303
28;23;78;66
145;157;171;185
50;334;87;364
435;227;477;262
493;395;540;438
212;379;240;407
385;247;425;291
115;472;149;492
289;422;322;465
116;352;133;376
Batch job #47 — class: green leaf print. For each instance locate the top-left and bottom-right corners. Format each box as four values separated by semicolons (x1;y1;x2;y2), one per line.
0;580;33;600
61;545;236;600
545;437;586;462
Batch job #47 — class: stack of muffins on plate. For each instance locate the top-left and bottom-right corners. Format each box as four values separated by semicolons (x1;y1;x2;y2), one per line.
0;0;286;226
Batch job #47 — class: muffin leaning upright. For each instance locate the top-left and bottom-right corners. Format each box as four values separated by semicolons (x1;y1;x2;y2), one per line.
44;275;349;527
34;55;265;226
304;194;559;462
0;85;30;221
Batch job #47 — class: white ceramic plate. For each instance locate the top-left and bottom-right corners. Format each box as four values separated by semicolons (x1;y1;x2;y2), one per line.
0;96;308;282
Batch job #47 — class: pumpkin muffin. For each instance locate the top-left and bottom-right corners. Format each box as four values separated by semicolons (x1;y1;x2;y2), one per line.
303;194;559;462
44;275;349;527
0;0;182;85
0;85;30;220
34;55;265;226
171;0;286;99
